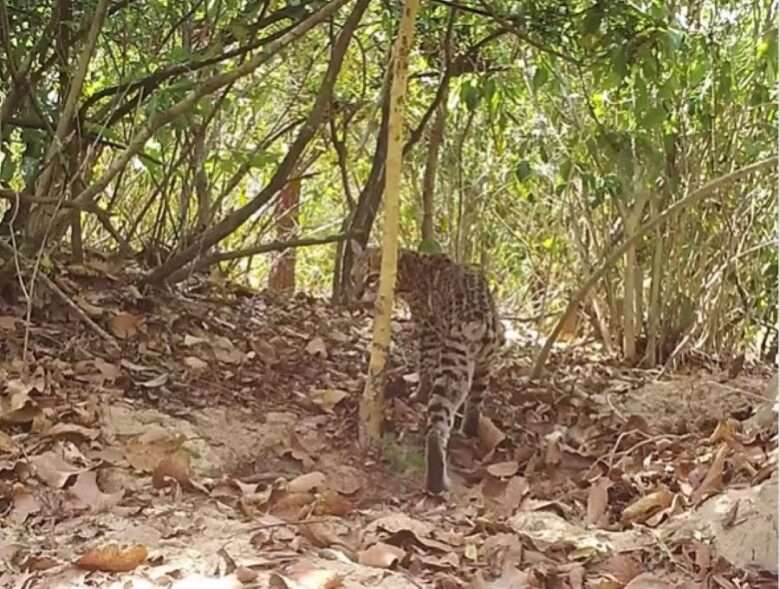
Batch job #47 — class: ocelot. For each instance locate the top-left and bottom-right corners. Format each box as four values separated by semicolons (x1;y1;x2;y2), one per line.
348;241;505;493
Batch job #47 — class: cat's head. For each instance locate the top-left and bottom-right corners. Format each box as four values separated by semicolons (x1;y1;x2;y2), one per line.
348;239;382;302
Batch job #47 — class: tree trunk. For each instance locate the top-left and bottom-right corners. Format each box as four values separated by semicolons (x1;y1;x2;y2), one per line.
359;0;420;448
420;83;447;247
331;74;392;303
268;179;300;293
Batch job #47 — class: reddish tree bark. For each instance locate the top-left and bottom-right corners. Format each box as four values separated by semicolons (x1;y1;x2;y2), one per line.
268;179;300;293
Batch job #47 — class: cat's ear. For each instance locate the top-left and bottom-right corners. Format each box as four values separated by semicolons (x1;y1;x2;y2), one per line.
349;239;364;257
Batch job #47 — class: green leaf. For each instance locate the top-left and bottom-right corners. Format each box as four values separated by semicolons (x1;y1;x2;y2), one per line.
482;77;497;103
515;160;532;182
642;107;666;129
418;238;443;254
582;6;602;36
611;46;628;79
532;66;548;90
229;21;249;43
0;154;15;183
248;151;279;169
168;46;190;63
659;76;677;100
460;81;480;111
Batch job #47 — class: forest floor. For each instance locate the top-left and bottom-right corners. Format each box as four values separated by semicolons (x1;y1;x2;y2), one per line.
0;256;777;589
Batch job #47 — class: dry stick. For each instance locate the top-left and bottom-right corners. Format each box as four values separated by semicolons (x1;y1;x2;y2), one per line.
530;156;778;379
0;241;120;351
167;232;351;283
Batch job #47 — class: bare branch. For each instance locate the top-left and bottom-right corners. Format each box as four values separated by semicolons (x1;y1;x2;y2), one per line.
167;233;352;282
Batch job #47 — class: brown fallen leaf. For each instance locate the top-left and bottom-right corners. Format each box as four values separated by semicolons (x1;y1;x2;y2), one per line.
10;484;41;523
622;487;674;524
76;544;147;572
0;391;41;424
358;542;406;568
272;560;344;589
691;444;729;505
709;419;739;443
305;336;328;358
151;450;192;490
486;461;519;478
270;491;315;518
478;415;507;456
543;436;562;466
288;471;327;494
0;430;17;454
44;423;100;442
586;477;612;527
236;567;259;583
327;466;363;495
432;572;466;589
125;431;182;473
73;296;105;318
596;553;643;585
20;555;60;571
139;373;168;388
93;358;121;383
0;316;16;331
299;521;352;551
31;450;85;488
65;471;124;512
313;489;353;516
470;564;531;589
497;476;528;517
309;389;349;414
183;334;209;346
624;573;672;589
183;356;208;371
208;334;244;364
110;312;142;339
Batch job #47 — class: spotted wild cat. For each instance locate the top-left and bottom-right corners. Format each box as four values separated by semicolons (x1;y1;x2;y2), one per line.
349;241;504;493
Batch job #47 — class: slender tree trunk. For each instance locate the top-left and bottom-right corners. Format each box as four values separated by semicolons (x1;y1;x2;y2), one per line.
359;0;420;448
420;83;447;246
268;179;300;293
331;74;392;303
420;16;454;248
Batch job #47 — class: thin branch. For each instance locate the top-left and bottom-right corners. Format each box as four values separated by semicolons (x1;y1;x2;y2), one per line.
81;4;316;123
168;233;352;282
